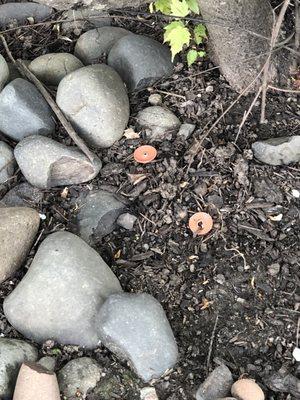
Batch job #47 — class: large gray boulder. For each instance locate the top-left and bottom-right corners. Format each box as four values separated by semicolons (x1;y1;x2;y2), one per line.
96;293;178;382
0;141;15;184
0;2;52;27
58;358;101;398
14;135;102;189
76;189;126;244
56;64;129;148
4;231;122;348
29;53;83;86
0;207;40;284
252;136;300;166
0;55;9;90
0;79;55;141
0;338;38;399
33;0;150;11
74;27;132;64
108;34;173;91
196;365;233;400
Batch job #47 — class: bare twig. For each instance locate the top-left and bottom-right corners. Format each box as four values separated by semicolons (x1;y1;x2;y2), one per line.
268;84;300;93
0;34;97;164
206;312;219;371
295;0;300;69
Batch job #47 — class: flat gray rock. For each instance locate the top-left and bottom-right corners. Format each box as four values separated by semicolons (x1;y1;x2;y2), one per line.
58;357;101;397
76;189;126;244
0;54;9;90
37;357;56;372
0;2;52;27
0;141;15;184
0;207;40;283
0;78;55;141
252;136;300;165
14;135;101;189
74;27;132;64
0;183;44;207
4;231;122;348
108;34;173;91
29;53;83;86
56;64;129;148
61;9;111;34
137;106;180;140
196;364;233;400
96;293;178;382
0;338;38;399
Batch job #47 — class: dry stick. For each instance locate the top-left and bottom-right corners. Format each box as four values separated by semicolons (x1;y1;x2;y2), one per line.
260;0;291;123
206;312;219;371
295;0;300;69
268;84;300;93
0;35;97;164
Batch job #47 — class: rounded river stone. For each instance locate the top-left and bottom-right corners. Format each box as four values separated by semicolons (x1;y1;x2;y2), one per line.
252;135;300;165
56;64;129;148
0;2;52;27
0;141;15;184
0;54;9;90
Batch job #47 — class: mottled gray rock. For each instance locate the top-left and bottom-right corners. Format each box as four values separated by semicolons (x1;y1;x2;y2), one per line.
58;358;101;397
252;136;300;165
0;2;52;27
32;0;150;11
56;64;129;148
0;141;15;184
0;78;55;141
77;189;126;244
61;9;111;34
29;53;83;86
14;135;101;189
196;365;233;400
178;123;196;140
4;231;122;348
148;93;162;106
108;35;173;91
0;338;38;399
116;213;137;230
37;357;56;372
0;54;9;90
0;207;40;283
0;183;44;207
265;369;300;398
96;293;178;382
75;27;131;64
137;106;180;140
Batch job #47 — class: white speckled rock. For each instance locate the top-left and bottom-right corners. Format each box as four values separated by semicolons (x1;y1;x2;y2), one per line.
252;136;300;165
14;135;102;189
0;78;55;141
137;106;180;139
56;64;129;148
29;53;83;86
0;54;9;90
74;26;132;64
4;231;122;348
0;141;15;184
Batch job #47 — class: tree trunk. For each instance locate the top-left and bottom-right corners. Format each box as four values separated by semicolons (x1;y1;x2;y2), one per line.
35;0;150;11
197;0;292;93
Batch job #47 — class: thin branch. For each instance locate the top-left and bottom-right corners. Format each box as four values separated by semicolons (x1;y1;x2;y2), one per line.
268;84;300;93
206;312;219;371
295;0;300;69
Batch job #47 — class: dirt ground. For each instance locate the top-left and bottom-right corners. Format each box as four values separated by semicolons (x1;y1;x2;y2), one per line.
0;2;299;400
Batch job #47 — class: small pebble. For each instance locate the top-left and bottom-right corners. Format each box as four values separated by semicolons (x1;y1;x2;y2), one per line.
292;347;300;362
267;263;280;276
292;189;300;198
140;387;159;400
178;123;196;140
148;93;162;106
231;378;265;400
117;213;137;230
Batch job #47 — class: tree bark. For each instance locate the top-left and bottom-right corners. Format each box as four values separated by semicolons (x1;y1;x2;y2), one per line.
197;0;292;93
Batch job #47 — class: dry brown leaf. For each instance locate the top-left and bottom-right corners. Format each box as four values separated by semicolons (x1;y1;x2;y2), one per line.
124;128;140;139
127;173;147;186
60;187;69;199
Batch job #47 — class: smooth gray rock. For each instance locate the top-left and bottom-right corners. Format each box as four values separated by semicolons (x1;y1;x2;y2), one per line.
0;54;9;90
0;141;15;184
196;365;233;400
61;9;111;34
116;213;137;230
76;189;126;244
0;78;55;141
0;2;52;27
178;123;196;140
252;136;300;165
4;231;122;348
30;0;150;11
0;338;38;399
58;357;101;397
96;293;178;382
74;27;132;64
37;357;56;372
0;183;44;207
108;34;173;91
14;135;101;189
0;207;40;283
137;106;181;140
56;64;129;148
29;53;83;86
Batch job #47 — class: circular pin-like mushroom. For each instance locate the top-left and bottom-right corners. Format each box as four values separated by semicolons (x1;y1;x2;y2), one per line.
231;378;265;400
189;212;213;236
134;145;157;164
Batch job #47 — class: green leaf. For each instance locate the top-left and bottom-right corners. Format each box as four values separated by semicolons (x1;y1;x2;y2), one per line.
198;50;206;58
153;0;172;14
194;24;207;45
170;0;190;17
164;20;191;60
186;0;199;13
187;49;198;66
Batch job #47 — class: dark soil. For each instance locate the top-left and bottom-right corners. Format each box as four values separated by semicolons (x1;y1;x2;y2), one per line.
0;3;299;400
